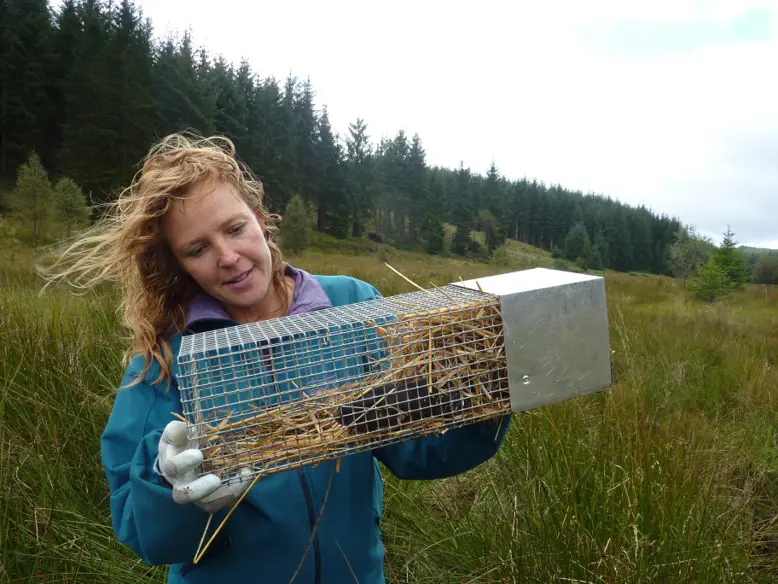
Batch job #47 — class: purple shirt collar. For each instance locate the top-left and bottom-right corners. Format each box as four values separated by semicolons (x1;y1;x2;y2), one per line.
185;264;332;328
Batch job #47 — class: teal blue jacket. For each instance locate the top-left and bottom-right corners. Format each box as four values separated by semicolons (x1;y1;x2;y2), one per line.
101;273;511;583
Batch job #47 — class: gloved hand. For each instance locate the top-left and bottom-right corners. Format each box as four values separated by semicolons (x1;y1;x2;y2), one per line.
156;420;254;513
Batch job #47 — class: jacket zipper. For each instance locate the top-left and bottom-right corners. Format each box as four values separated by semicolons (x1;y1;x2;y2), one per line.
297;469;322;584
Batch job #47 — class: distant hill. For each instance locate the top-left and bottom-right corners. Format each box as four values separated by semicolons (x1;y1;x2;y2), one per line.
739;246;777;256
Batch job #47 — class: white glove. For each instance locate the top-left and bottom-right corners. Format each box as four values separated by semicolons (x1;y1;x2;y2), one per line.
156;420;254;513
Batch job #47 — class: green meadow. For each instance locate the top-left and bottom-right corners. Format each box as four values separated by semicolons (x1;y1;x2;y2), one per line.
1;237;777;583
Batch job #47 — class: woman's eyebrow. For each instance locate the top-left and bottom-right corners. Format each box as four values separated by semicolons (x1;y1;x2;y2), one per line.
181;212;249;248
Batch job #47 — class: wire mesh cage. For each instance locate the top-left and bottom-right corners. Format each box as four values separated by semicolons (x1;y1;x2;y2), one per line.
177;268;612;485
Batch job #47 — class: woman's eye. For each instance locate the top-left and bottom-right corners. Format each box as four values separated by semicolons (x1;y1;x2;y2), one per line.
187;246;205;258
230;223;245;234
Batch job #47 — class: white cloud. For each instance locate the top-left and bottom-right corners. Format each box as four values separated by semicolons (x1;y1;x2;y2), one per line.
134;0;778;247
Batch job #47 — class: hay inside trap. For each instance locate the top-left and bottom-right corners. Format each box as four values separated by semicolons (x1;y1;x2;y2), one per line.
190;296;510;480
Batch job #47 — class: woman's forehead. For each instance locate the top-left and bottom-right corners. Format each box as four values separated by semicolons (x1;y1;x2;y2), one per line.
163;183;251;241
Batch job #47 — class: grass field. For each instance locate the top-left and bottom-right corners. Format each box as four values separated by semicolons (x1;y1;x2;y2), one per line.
1;238;777;583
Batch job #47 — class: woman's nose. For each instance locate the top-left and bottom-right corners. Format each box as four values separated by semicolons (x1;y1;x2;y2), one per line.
216;245;240;268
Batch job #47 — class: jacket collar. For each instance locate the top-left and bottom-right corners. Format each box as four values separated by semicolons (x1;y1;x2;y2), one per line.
185;264;332;331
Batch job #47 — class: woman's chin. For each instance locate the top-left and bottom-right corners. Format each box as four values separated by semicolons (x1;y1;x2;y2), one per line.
217;281;273;319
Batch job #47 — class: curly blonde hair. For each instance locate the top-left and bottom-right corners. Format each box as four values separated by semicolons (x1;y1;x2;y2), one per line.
41;133;288;386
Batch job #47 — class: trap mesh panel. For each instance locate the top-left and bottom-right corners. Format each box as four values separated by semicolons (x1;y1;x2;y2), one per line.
177;284;510;484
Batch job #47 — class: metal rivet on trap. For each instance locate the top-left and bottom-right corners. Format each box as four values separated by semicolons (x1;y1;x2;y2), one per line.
176;268;612;484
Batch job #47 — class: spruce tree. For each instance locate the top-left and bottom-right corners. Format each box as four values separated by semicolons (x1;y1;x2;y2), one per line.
153;32;211;136
0;0;54;176
314;107;348;237
629;209;654;271
450;164;473;256
281;194;310;254
713;227;749;288
60;0;116;199
10;151;53;252
53;176;90;236
48;0;81;173
294;79;319;208
108;0;155;188
476;208;505;255
451;222;471;256
563;221;593;268
417;171;445;254
345;118;376;237
375;131;411;242
249;77;286;211
210;56;247;144
689;256;734;302
592;230;610;271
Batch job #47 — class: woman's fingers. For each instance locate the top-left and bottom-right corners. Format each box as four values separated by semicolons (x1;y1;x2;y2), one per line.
162;420;189;447
164;448;203;478
172;474;222;505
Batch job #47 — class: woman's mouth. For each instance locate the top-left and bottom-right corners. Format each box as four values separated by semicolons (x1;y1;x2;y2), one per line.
223;266;254;288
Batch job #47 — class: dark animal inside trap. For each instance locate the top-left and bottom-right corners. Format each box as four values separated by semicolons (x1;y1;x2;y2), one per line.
337;376;510;433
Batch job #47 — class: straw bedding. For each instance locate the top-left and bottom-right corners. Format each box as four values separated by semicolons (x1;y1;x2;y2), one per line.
197;297;511;479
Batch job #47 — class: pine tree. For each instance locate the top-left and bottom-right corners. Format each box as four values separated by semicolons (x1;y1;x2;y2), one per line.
0;0;54;176
450;163;473;256
753;253;778;285
108;0;155;188
248;77;286;211
592;230;609;271
629;208;654;271
314;107;348;237
451;223;471;256
53;176;90;236
508;179;529;241
607;205;633;271
0;0;10;175
210;55;247;144
712;227;749;288
407;134;427;242
48;0;81;173
10;151;53;252
476;209;505;255
375;131;411;242
294;79;319;207
233;59;256;161
563;221;593;268
689;256;734;302
152;32;211;136
281;194;310;254
60;0;116;200
345;118;376;237
417;171;445;254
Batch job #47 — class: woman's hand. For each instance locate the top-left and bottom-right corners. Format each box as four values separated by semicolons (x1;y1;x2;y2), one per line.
157;420;253;513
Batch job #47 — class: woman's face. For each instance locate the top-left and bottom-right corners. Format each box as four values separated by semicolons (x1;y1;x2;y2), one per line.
163;181;279;323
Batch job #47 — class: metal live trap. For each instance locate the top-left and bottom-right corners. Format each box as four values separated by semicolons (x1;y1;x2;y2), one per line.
176;268;612;485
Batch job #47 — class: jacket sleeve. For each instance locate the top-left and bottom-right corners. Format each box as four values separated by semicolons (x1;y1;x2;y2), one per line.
373;414;511;479
101;357;219;566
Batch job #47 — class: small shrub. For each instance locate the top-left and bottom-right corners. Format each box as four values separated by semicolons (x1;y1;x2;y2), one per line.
280;195;310;255
689;257;734;302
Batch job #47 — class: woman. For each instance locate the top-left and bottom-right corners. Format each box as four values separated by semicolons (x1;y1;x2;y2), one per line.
46;133;510;583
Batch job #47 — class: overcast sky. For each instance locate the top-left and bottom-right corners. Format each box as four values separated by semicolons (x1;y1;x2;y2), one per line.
133;0;777;248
